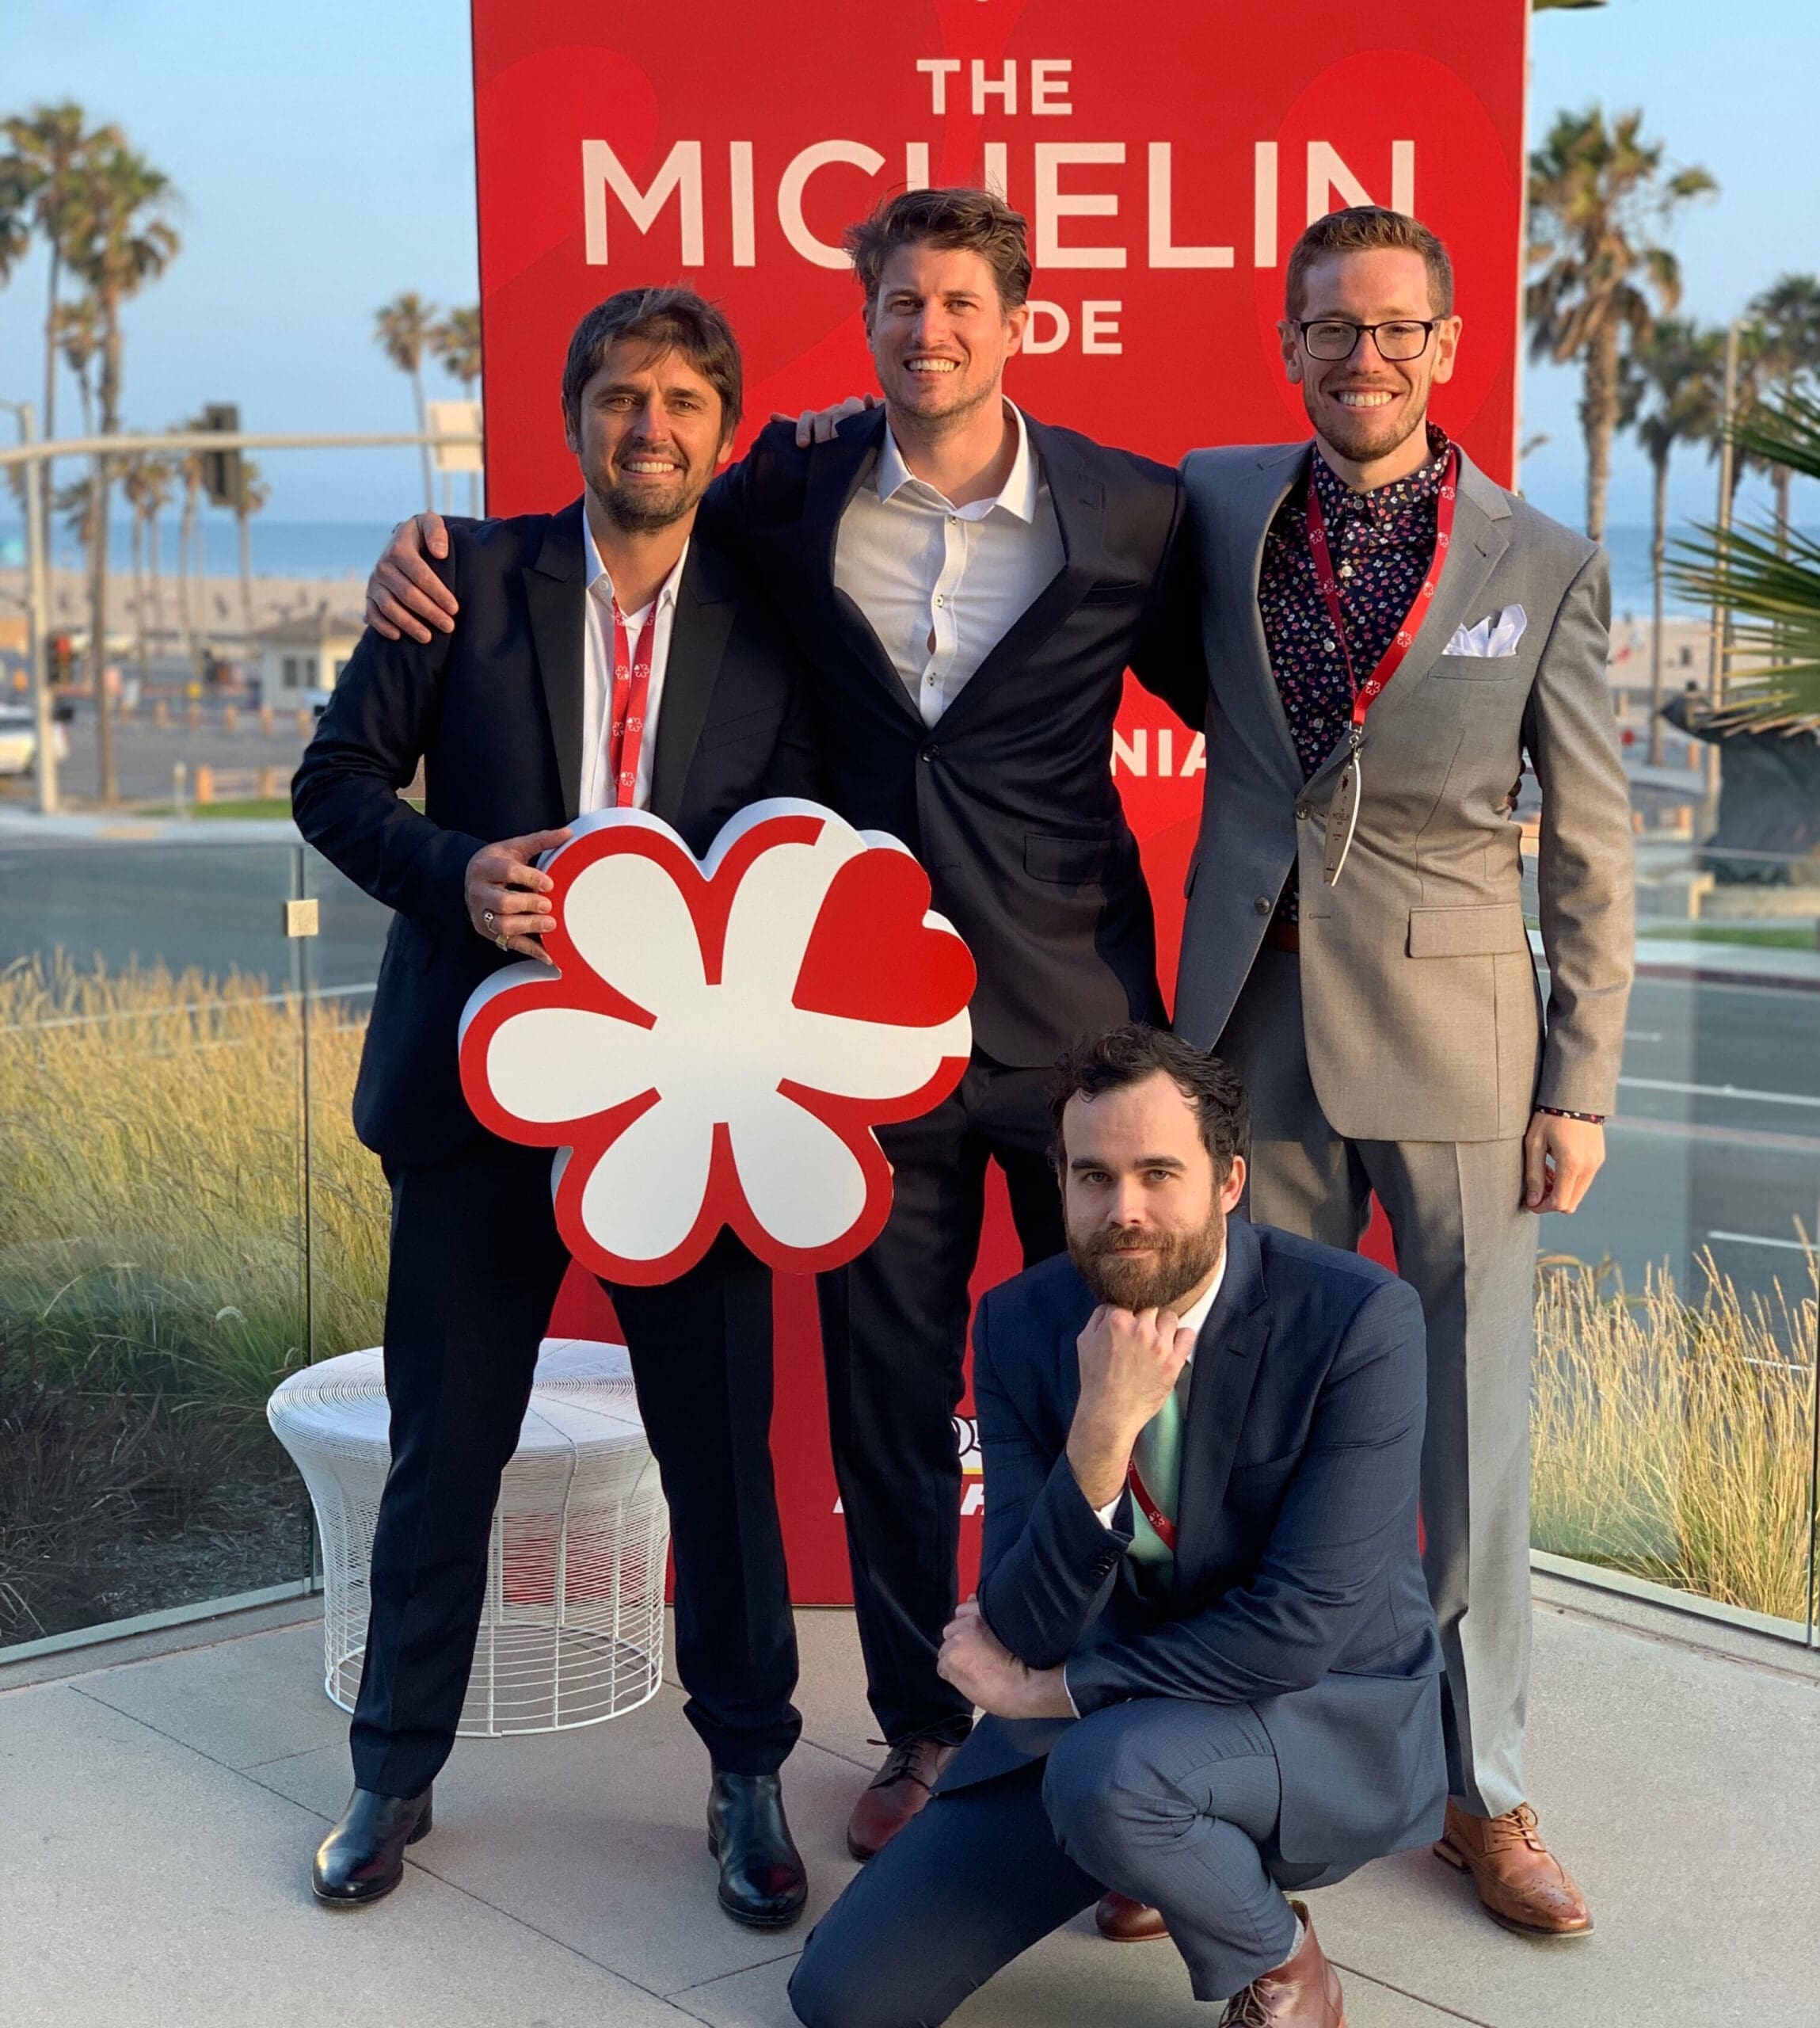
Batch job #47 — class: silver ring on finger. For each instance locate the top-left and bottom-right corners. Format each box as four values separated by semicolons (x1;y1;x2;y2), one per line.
482;908;495;930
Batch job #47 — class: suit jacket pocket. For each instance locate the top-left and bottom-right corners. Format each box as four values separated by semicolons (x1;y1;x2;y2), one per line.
1406;902;1529;959
1079;578;1147;604
1026;827;1114;883
1430;651;1525;682
695;702;778;751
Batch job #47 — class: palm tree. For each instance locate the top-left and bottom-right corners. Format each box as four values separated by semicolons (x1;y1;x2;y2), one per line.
0;104;120;447
121;452;174;678
375;291;440;504
1624;319;1724;762
1527;107;1715;543
430;304;481;387
0;151;31;286
172;417;208;675
63;139;179;801
429;304;482;509
1745;275;1820;551
52;294;100;436
1671;389;1820;726
233;457;270;652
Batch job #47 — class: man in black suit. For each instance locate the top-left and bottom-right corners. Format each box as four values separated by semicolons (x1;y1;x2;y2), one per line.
789;1027;1445;2028
364;189;1206;1858
293;288;821;1928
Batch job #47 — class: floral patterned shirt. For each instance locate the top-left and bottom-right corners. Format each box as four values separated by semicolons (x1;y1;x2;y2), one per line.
1257;423;1452;922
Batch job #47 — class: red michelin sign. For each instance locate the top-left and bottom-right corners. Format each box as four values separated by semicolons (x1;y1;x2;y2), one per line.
472;0;1530;1599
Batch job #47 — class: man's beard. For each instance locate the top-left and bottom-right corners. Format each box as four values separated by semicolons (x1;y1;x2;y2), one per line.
1304;381;1428;467
584;453;706;536
1069;1203;1226;1313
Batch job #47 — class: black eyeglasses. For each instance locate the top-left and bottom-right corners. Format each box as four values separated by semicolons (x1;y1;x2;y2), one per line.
1294;318;1440;364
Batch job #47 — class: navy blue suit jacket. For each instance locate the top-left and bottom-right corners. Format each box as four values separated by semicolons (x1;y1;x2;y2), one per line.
292;501;820;1168
947;1217;1448;1873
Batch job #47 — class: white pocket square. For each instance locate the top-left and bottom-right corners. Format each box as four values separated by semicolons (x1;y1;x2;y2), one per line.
1443;604;1526;658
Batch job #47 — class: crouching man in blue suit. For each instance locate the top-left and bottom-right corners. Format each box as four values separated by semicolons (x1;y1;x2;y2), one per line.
790;1025;1445;2028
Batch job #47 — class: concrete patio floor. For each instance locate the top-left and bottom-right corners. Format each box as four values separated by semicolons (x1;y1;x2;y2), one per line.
3;1572;1816;2028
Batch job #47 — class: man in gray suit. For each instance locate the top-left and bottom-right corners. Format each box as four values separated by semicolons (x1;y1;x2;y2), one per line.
1171;206;1633;1941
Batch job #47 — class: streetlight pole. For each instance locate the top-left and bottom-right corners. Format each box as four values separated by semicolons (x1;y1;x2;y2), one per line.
1;401;57;816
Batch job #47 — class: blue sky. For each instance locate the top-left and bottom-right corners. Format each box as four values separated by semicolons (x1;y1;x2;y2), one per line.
1;0;1812;531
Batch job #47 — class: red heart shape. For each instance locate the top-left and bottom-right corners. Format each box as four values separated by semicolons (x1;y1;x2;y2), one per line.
791;848;976;1030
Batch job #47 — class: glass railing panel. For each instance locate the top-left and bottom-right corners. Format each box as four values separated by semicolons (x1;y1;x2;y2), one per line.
0;835;313;1649
299;846;393;1367
1530;843;1819;1636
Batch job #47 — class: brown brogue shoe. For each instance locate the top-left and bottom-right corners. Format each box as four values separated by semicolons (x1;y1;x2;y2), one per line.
1434;1799;1592;1938
1095;1890;1169;1942
845;1738;958;1861
1218;1903;1345;2026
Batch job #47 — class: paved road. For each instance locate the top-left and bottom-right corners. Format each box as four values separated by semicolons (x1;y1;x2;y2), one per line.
0;699;314;809
0;837;1812;1337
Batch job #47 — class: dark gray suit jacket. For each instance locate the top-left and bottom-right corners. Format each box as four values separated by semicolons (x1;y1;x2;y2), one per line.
947;1217;1448;1873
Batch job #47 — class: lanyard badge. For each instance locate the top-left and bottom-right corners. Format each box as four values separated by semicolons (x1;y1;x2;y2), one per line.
1304;447;1460;883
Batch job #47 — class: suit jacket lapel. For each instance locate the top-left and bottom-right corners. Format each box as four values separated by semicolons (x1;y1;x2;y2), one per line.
1235;444;1309;777
934;413;1098;738
524;499;587;820
805;409;924;726
649;538;737;825
1173;1217;1271;1592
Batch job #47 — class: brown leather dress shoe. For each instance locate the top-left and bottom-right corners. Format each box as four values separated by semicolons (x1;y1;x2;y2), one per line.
845;1738;958;1861
1095;1890;1169;1942
1434;1798;1593;1938
1218;1902;1345;2026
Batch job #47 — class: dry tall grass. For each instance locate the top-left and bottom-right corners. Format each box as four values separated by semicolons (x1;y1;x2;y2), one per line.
1533;1255;1819;1625
2;959;1814;1637
0;957;390;1639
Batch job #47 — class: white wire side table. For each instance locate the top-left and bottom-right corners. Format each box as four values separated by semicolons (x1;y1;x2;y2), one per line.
268;1337;669;1736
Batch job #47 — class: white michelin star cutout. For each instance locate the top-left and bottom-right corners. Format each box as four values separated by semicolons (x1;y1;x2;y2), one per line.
459;800;976;1284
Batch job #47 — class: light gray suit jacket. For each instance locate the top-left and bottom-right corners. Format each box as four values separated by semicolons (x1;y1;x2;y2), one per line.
1175;442;1634;1144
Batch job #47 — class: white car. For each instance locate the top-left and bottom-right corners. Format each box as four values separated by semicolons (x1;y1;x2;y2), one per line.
0;707;70;776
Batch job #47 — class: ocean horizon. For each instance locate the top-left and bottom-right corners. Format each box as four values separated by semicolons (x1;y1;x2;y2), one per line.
3;517;1806;623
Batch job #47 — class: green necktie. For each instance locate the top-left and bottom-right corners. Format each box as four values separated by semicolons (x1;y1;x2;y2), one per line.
1127;1363;1190;1576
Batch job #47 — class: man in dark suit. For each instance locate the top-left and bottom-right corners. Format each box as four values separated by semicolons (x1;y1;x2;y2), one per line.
292;288;821;1929
363;189;1206;1856
788;1026;1445;2028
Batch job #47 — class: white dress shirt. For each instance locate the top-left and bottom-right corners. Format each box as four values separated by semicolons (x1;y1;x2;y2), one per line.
1090;1249;1230;1531
832;402;1065;727
579;517;689;815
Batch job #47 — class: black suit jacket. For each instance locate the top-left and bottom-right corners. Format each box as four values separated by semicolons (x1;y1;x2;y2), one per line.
700;408;1205;1066
292;501;820;1169
949;1218;1447;1873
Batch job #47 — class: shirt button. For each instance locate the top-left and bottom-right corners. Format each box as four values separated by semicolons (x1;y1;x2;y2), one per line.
1254;895;1272;916
935;595;946;608
1295;803;1311;821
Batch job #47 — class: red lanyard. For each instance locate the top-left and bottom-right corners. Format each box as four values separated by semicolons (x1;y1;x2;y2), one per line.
1125;1460;1178;1553
605;600;655;808
1303;445;1460;734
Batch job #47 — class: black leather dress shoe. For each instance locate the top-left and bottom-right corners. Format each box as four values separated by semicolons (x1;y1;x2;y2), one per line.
311;1784;434;1906
706;1771;807;1930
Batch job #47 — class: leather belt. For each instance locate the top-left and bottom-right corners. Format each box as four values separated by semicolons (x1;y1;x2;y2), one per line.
1262;920;1300;955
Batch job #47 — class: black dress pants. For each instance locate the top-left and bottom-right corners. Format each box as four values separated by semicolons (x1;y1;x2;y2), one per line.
814;1054;1066;1745
350;1133;800;1797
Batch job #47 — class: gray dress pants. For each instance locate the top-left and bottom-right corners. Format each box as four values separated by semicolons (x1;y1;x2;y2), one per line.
1217;949;1536;1818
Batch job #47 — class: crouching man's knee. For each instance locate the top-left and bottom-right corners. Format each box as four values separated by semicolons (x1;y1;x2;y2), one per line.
1041;1716;1149;1877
